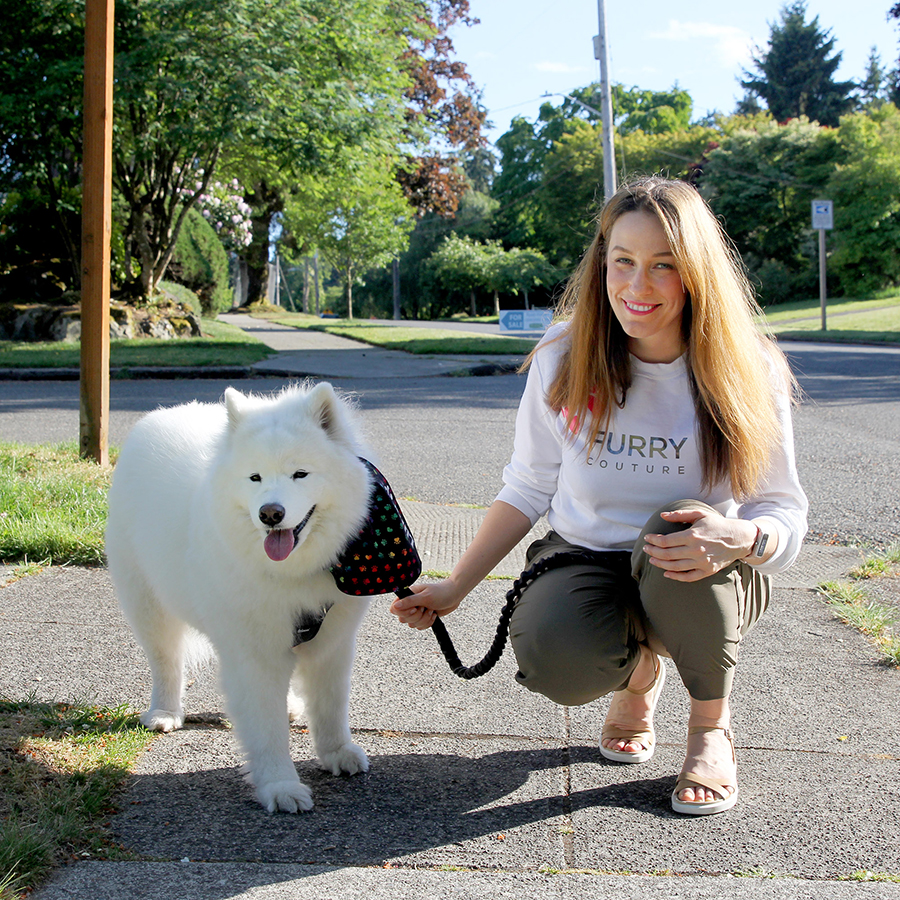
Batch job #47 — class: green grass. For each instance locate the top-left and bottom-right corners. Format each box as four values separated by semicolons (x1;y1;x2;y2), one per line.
816;543;900;667
269;312;538;355
761;295;900;344
0;317;274;369
0;698;153;900
0;442;112;566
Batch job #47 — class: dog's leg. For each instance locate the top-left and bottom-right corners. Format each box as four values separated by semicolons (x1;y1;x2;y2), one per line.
292;596;370;777
216;644;312;813
117;574;188;733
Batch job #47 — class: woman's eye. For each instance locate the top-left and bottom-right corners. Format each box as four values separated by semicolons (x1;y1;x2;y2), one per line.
292;470;308;480
249;474;261;482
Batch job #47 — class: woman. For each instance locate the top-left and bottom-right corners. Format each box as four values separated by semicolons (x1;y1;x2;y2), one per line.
390;176;807;815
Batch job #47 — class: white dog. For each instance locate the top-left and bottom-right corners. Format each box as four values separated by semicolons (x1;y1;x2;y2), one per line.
105;383;374;813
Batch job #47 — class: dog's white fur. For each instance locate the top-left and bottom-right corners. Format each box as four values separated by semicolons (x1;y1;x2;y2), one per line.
105;383;373;813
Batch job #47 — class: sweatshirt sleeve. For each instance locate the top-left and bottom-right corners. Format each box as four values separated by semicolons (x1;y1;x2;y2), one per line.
495;336;564;524
737;381;808;575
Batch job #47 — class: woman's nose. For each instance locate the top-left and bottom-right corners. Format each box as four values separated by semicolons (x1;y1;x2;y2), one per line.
630;265;652;296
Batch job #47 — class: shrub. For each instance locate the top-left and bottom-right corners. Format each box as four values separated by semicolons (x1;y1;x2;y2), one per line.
168;207;232;315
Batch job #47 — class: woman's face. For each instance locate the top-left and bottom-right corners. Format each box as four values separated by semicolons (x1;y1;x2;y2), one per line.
605;210;688;364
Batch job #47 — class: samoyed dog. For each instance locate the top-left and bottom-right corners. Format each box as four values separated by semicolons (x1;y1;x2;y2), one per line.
105;383;375;813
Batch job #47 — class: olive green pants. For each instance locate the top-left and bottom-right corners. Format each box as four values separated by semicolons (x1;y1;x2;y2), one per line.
509;500;770;703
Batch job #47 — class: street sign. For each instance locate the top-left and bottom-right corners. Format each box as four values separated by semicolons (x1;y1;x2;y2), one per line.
812;200;833;230
499;309;553;333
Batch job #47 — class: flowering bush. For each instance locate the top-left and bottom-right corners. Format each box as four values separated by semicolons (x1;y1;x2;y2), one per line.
181;176;253;253
194;178;253;252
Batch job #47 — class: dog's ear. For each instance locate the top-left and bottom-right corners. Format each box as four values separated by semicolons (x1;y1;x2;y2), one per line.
224;387;247;430
306;382;353;444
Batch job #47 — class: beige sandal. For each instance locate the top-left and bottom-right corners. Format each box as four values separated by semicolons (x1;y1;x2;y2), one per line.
599;653;665;764
671;726;739;815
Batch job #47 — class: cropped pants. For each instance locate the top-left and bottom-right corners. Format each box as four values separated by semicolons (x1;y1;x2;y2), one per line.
509;500;770;703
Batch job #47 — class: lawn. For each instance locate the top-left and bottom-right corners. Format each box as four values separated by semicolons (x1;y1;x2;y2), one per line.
0;317;274;369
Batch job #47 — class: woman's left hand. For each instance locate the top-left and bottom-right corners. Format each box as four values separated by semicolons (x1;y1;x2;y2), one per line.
642;508;757;582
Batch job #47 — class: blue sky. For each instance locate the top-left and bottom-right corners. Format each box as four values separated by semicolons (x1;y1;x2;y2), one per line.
449;0;899;145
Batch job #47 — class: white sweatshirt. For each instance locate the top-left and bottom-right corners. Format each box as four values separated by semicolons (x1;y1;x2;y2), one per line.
496;323;808;575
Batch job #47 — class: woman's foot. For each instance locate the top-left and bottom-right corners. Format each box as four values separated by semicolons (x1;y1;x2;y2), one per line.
600;646;665;764
671;725;738;815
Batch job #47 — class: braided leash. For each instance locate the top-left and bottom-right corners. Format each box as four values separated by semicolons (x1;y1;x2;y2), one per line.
404;550;604;680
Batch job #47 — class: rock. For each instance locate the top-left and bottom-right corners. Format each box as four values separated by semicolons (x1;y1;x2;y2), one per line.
0;298;202;342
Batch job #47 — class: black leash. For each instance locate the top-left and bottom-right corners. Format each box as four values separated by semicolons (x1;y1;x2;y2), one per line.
400;550;605;680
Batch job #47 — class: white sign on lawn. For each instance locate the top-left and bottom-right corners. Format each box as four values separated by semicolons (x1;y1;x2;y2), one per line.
499;309;553;333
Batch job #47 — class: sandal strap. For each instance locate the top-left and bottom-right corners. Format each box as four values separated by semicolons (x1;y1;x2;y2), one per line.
625;653;662;695
675;771;734;799
601;725;653;749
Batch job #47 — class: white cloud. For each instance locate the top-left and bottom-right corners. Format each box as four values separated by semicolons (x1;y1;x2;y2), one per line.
534;61;592;75
648;20;754;68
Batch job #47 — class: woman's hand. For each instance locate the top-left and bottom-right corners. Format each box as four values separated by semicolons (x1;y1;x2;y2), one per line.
642;508;759;582
389;579;466;631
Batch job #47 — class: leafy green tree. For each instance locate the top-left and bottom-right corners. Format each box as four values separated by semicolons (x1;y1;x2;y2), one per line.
700;117;844;302
300;161;413;319
0;0;86;294
485;245;560;313
614;85;693;135
114;0;414;300
422;233;490;317
1;0;419;303
826;104;900;294
741;1;855;126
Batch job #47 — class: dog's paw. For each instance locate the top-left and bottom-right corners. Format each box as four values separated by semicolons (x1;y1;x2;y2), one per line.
286;691;305;723
140;709;184;732
256;779;314;814
318;742;369;777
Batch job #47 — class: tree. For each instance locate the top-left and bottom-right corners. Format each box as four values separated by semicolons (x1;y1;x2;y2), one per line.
0;0;87;295
614;85;693;135
741;1;855;126
113;0;415;300
302;161;413;319
422;234;489;317
826;105;900;294
0;0;419;303
395;0;486;219
858;48;890;107
700;117;844;302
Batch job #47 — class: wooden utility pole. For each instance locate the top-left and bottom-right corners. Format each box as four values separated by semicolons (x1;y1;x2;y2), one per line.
80;0;114;465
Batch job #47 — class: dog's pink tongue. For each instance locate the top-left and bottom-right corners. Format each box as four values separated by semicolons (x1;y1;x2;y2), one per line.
264;529;294;562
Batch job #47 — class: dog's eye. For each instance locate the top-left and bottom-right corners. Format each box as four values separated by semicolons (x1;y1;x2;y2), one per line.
249;474;261;482
292;470;308;480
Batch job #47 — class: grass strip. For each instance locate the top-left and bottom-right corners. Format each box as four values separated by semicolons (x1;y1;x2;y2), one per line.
0;699;153;899
0;442;112;566
270;314;537;355
0;317;273;369
816;543;900;667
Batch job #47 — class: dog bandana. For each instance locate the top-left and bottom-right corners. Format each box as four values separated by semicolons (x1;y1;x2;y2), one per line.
293;460;422;646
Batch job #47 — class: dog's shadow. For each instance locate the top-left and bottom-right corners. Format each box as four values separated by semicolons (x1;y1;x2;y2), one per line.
112;742;673;867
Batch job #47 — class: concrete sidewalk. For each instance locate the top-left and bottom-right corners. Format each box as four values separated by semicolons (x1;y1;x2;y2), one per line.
3;317;900;898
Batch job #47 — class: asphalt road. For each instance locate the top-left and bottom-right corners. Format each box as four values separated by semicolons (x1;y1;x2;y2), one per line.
1;341;898;548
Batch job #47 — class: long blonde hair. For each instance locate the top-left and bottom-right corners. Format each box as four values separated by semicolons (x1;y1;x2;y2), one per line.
533;176;795;499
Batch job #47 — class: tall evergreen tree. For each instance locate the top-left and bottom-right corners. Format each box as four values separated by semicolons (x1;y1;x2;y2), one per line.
741;1;855;126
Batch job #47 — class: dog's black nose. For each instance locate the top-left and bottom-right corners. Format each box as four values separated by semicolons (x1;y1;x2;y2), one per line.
259;503;286;527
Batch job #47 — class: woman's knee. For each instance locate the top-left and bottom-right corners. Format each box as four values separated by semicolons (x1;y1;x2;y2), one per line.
510;603;638;705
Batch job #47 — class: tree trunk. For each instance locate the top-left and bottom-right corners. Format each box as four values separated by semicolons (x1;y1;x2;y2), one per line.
470;290;476;316
346;261;354;319
241;181;283;306
493;289;500;316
